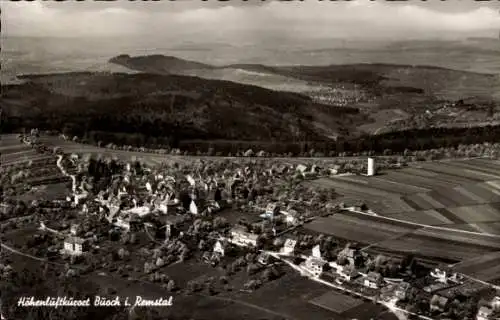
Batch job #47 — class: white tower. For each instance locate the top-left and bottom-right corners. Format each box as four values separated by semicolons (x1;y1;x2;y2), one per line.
367;158;375;176
165;224;171;242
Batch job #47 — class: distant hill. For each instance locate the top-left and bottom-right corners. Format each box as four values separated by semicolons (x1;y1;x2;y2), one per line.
109;54;214;74
1;72;366;154
109;54;500;102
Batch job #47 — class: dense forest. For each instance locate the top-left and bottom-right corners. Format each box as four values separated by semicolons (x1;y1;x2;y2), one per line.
2;71;500;156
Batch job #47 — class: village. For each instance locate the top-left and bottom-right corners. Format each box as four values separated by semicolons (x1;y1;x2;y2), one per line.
1;132;500;320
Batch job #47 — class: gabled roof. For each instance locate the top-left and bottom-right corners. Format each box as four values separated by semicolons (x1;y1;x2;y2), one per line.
431;294;449;308
284;238;297;248
366;272;383;282
65;236;86;245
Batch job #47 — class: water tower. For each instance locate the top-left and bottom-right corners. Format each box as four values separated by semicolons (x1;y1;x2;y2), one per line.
367;158;375;176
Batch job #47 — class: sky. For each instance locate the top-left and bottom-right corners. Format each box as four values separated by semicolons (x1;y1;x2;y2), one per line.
2;0;500;41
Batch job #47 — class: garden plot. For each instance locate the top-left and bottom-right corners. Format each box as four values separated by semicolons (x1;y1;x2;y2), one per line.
309;290;363;314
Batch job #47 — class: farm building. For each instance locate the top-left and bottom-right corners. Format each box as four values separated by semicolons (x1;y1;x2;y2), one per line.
62;236;89;256
364;272;383;289
229;227;258;247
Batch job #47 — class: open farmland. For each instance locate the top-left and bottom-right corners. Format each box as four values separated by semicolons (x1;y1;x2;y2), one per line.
0;135;70;198
305;212;500;262
452;251;500;283
306;214;420;244
304;158;500;236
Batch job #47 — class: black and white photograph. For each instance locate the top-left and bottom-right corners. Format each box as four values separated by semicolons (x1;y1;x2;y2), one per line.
1;0;500;319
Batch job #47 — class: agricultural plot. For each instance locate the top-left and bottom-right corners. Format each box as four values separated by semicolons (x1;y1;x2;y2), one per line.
418;162;495;183
469;221;500;235
239;273;343;320
375;233;495;262
305;214;418;245
414;227;500;250
309;290;363;314
453;251;500;282
442;160;500;178
448;204;500;224
459;183;500;203
437;223;480;233
380;170;457;190
368;176;431;194
388;209;453;225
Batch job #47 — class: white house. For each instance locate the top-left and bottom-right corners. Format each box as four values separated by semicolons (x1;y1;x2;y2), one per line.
394;281;412;300
311;244;322;259
340;267;359;282
123;206;151;217
265;203;280;217
477;306;493;320
62;236;88;256
491;296;500;310
281;239;297;255
114;215;131;231
296;164;308;174
364;272;383;289
213;241;225;257
304;257;325;277
281;209;299;225
229;227;258;247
